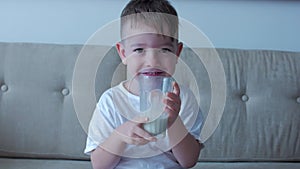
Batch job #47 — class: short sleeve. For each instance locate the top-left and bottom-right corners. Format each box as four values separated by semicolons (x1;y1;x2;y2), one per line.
179;86;203;141
84;90;116;155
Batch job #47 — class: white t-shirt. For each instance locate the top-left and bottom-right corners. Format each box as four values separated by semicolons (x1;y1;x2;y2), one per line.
85;81;203;169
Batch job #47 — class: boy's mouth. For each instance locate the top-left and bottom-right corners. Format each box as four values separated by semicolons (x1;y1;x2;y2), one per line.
139;68;166;76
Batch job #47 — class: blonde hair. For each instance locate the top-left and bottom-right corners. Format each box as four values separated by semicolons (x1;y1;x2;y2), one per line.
120;0;179;40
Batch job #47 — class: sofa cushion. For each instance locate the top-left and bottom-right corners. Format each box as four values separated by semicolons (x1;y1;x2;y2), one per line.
0;158;92;169
191;162;300;169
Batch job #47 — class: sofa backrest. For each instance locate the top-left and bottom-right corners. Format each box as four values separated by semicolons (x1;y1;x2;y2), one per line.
0;42;299;162
0;42;124;160
184;48;300;162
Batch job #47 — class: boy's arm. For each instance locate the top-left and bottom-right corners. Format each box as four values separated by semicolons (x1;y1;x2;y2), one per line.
91;131;125;169
90;117;156;169
169;117;203;168
164;83;203;168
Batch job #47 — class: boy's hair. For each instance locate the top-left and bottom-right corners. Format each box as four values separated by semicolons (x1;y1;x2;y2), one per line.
120;0;179;40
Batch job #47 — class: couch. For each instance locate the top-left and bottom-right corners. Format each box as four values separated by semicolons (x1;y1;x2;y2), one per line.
0;42;299;168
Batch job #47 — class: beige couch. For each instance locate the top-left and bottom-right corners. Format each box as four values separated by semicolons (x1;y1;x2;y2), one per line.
0;42;299;168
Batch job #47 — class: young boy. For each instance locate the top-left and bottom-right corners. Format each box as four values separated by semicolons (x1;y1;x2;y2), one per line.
85;0;203;168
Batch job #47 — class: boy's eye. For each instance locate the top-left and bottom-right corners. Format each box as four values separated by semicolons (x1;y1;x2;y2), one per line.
161;48;172;53
133;48;144;53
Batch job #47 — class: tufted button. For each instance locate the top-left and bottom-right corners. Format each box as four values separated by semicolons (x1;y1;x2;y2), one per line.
241;94;249;102
1;84;8;92
61;88;70;96
296;97;300;104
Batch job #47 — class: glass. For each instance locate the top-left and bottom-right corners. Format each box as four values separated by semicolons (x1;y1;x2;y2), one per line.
138;74;173;136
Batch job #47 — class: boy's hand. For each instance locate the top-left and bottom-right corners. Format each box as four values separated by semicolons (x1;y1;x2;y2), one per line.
114;117;157;145
164;82;181;127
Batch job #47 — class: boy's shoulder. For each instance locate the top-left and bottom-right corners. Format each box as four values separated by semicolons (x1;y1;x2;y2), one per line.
98;81;129;103
101;81;122;93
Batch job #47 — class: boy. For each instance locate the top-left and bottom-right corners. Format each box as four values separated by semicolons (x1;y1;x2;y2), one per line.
85;0;203;168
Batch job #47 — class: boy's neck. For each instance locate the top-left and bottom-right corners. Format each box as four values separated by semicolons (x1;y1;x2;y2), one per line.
123;80;140;96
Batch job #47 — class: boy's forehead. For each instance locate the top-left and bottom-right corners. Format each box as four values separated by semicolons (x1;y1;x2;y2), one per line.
121;20;176;41
123;33;175;47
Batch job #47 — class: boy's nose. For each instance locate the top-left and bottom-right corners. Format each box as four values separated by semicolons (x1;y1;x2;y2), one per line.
145;49;160;66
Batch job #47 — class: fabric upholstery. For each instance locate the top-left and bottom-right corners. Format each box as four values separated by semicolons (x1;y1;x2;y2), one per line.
0;158;91;169
179;48;300;162
0;43;123;160
191;162;300;169
0;42;299;168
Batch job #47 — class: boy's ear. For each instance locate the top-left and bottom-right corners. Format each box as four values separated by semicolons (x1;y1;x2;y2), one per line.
175;42;183;63
176;42;183;57
116;42;127;65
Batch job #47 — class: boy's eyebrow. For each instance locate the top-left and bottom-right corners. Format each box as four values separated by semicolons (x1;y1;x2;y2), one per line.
130;42;174;48
130;43;146;47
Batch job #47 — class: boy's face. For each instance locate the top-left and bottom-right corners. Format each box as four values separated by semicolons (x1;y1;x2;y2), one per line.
116;24;183;80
